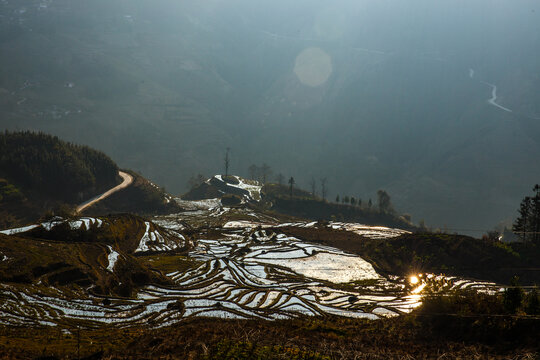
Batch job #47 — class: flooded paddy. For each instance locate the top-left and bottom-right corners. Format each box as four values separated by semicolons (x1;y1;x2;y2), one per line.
0;203;500;328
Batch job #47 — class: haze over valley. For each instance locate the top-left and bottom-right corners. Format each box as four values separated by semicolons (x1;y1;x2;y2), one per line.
2;0;540;232
2;1;540;358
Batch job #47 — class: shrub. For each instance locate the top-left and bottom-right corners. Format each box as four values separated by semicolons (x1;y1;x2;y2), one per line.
221;194;242;206
524;288;539;315
503;277;524;314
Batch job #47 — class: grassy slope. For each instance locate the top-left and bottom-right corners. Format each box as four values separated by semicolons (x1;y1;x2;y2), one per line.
278;225;540;285
0;313;537;359
0;214;178;296
181;175;258;201
85;170;182;216
262;183;416;231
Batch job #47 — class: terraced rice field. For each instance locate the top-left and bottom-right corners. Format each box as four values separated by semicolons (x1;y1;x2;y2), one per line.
0;203;500;329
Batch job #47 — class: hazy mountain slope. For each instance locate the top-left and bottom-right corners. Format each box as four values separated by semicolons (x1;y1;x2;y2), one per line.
1;0;540;233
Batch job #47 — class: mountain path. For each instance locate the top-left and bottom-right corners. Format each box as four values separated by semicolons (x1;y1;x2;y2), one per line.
76;171;133;213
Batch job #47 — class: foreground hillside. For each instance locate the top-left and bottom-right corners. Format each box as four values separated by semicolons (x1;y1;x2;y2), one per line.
1;312;538;359
0;214;186;297
0;167;538;358
0;191;538;358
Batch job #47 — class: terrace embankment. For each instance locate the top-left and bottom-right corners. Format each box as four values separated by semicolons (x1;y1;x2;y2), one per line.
0;214;185;296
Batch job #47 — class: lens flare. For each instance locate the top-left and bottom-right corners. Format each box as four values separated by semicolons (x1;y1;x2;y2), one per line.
410;275;419;285
294;47;332;87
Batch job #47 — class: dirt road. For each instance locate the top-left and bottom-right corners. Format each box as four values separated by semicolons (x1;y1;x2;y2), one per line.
76;171;133;213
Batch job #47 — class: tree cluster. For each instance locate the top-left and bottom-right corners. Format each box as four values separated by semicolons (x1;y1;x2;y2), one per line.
0;131;119;202
334;189;394;214
513;185;540;243
336;194;365;208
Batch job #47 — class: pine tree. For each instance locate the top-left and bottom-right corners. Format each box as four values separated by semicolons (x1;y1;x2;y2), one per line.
513;197;532;241
533;185;540;243
513;184;540;243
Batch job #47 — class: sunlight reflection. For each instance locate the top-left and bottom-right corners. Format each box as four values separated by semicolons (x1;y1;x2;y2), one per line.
411;283;426;294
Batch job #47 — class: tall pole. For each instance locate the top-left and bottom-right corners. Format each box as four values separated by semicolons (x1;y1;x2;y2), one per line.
224;147;230;177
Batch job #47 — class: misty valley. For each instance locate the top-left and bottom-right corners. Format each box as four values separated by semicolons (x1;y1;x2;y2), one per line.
1;0;540;359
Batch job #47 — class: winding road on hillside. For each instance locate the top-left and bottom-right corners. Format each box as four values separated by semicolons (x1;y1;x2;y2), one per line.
482;81;513;113
469;68;513;113
76;171;133;213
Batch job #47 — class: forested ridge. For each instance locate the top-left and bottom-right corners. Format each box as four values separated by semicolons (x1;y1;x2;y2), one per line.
0;131;119;203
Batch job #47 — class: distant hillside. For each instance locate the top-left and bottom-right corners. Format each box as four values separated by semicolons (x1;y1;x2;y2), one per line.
182;175;262;204
183;175;414;229
259;182;415;230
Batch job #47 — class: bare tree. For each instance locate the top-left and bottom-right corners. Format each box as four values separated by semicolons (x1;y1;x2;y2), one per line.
248;164;258;180
320;178;328;201
261;163;272;184
377;189;394;214
310;177;317;196
288;176;295;199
